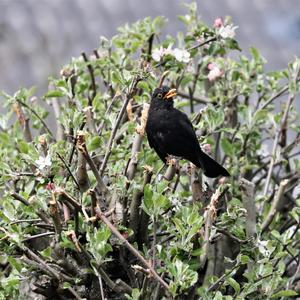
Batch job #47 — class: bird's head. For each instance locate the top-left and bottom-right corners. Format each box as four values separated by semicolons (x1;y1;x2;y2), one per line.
152;86;177;102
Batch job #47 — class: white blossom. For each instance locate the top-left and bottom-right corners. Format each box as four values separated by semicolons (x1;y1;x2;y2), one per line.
173;48;190;63
218;24;238;39
35;154;52;170
152;46;165;61
152;45;190;63
164;44;173;56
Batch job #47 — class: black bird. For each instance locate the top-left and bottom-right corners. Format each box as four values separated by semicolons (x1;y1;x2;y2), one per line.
145;86;230;178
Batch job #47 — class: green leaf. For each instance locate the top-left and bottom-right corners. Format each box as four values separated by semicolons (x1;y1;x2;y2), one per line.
18;140;29;154
271;290;298;299
238;254;250;264
226;277;240;294
143;184;154;214
44;90;64;98
87;136;102;151
221;138;234;156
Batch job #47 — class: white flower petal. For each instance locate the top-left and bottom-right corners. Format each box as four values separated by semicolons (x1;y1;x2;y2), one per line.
219;25;238;39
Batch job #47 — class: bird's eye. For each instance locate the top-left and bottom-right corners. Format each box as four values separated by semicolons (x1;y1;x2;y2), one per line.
158;93;162;98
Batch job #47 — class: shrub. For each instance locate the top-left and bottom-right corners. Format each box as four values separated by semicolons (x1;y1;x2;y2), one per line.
0;3;300;299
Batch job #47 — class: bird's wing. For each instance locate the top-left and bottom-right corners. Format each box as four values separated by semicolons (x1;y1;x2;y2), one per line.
161;109;201;164
146;127;168;163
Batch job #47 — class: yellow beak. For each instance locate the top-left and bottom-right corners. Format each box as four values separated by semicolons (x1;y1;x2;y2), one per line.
163;88;177;99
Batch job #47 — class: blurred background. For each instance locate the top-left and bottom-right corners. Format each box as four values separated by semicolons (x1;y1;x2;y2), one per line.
0;0;299;95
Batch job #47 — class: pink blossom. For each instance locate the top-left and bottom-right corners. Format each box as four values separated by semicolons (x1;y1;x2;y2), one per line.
214;17;223;28
46;182;55;191
207;63;223;81
218;177;226;184
202;143;212;154
207;63;215;70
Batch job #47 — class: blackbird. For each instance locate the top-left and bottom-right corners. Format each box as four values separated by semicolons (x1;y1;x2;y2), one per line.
145;86;230;178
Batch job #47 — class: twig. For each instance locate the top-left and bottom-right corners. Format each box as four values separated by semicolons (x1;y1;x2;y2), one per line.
23;246;73;282
83;106;98;135
152;216;157;269
15;98;55;140
126;103;150;180
158;71;170;88
12;103;33;143
50;88;65;140
99;77;141;176
22;232;55;242
206;263;240;292
56;188;90;222
91;265;105;300
147;33;155;62
81;52;97;102
57;152;81;190
76;131;107;194
97;90;123;135
10;192;49;223
190;164;203;203
76;150;90;193
199;185;229;268
260;83;295;111
262;179;289;233
129;167;153;239
216;228;248;244
95;207;169;290
263;93;295;196
10;218;41;225
187;36;217;51
240;178;256;238
177;91;210;104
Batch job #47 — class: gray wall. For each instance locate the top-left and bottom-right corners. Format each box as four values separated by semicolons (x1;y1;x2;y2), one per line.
0;0;299;95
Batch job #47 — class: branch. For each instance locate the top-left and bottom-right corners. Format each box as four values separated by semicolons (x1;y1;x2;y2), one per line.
76;131;107;194
177;91;210;105
126;103;150;180
12;103;33;143
57;152;81;190
83;106;98;135
10;192;49;223
49;192;62;240
129;166;153;241
95;207;169;291
22;232;55;242
187;36;217;51
97;90;122;135
81;52;97;102
99;77;141;176
240;178;256;238
262;179;289;233
199;185;229;268
16;98;55;140
263;93;295;196
190;164;203;203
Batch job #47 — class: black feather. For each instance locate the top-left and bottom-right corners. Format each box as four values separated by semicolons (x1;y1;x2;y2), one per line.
145;86;230;178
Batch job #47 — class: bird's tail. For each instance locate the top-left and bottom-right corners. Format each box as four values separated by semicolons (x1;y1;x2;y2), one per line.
197;151;230;178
